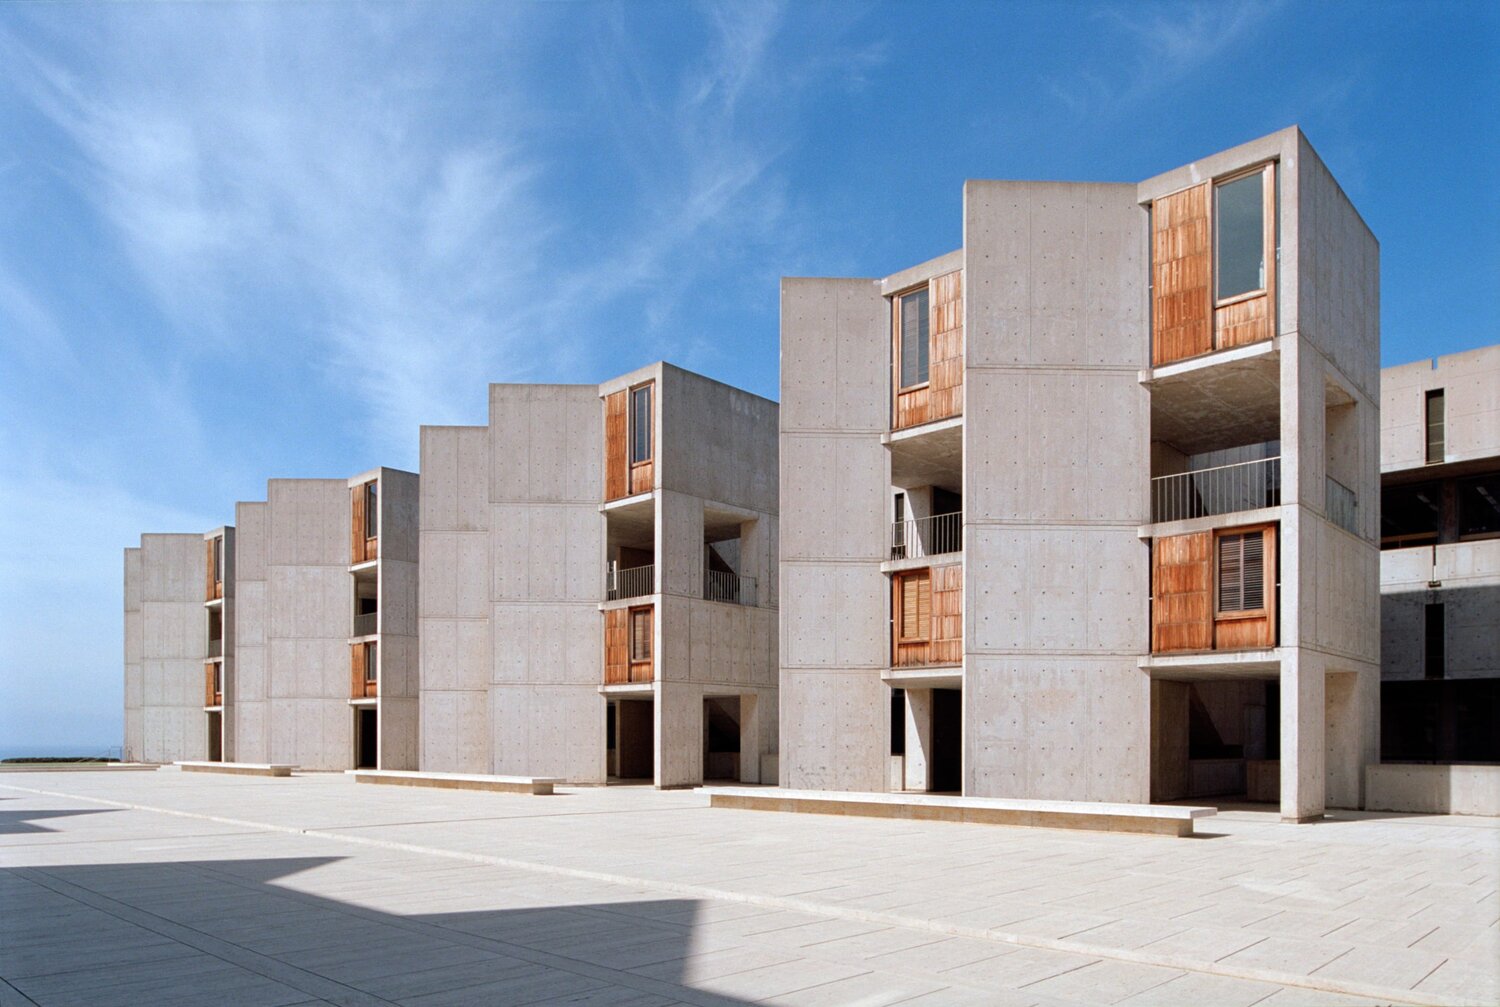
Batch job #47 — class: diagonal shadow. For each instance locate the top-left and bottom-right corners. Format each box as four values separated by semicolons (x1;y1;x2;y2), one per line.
0;808;121;836
2;855;759;1006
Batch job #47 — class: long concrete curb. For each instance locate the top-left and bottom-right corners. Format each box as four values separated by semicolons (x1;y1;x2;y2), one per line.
0;780;1478;1007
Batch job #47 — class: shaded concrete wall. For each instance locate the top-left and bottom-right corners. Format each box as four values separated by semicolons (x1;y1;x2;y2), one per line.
487;384;606;782
778;278;892;790
418;425;491;773
1382;345;1500;471
232;502;269;763
125;533;208;763
215;527;236;761
377;467;420;770
962;180;1152;802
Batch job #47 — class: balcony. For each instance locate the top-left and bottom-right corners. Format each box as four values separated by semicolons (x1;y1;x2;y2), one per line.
606;564;654;602
204;663;222;707
207;637;223;659
1151;457;1281;524
1327;477;1358;536
891;511;962;560
704;570;757;606
353;611;378;637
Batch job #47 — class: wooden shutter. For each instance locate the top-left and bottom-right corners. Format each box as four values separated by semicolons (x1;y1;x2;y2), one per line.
1151;531;1213;652
898;571;931;642
929;270;964;421
604;608;628;684
1213;524;1276;650
1151;183;1212;366
604;390;627;500
350;487;366;564
350;642;364;699
931;564;963;664
205;539;216;601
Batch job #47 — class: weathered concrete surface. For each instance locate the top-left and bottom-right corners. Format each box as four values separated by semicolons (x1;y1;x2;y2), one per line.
124;533;211;765
1366;764;1500;817
3;770;1494;1006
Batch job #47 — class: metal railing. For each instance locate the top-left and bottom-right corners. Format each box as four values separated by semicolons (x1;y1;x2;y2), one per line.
1151;457;1281;524
607;564;654;601
704;570;757;606
207;638;222;659
1327;477;1358;535
353;612;378;637
891;511;962;559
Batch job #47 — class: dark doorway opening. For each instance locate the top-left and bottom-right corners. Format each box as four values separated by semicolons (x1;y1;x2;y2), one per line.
930;688;962;793
612;699;654;781
207;711;222;762
703;696;741;782
355;708;377;769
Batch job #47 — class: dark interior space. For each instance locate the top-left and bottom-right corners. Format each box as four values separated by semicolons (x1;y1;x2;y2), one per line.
355;708;377;769
930;688;962;793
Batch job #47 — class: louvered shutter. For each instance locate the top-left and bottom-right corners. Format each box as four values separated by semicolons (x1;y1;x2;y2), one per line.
900;289;930;387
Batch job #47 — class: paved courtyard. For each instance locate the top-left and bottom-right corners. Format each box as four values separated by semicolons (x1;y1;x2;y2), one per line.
0;770;1495;1006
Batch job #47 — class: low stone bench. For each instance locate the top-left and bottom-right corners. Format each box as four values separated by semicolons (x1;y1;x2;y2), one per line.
353;770;560;795
699;787;1215;837
176;761;295;777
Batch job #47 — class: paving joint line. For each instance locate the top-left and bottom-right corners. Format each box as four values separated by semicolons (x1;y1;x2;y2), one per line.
0;781;1479;1007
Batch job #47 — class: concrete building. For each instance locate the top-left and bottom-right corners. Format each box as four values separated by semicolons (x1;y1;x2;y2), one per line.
779;126;1381;821
1380;346;1500;763
124;527;234;764
419;363;779;787
229;469;420;771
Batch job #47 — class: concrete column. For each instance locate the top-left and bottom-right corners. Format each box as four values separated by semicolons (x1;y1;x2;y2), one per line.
1280;648;1326;822
657;490;703;598
1324;669;1362;810
739;518;770;607
903;689;933;792
655;684;701;788
739;692;760;784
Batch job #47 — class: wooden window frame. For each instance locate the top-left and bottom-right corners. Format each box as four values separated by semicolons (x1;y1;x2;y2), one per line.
894;570;932;644
1213;524;1274;621
892;283;931;394
628;605;652;663
364;480;379;539
629;383;653;465
1212;162;1276;310
364;641;378;685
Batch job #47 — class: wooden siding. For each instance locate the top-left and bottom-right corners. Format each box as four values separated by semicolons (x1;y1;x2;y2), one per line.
1151;183;1212;366
605;605;654;685
350;642;377;699
204;663;220;707
892;564;962;668
1151;531;1213;653
351;487;367;564
1214;293;1271;349
604;390;627;501
630;458;654;496
1214;523;1277;650
204;539;222;601
892;271;963;431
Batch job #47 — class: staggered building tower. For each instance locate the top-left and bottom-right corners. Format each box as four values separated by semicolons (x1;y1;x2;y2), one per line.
779;126;1381;822
126;125;1493;815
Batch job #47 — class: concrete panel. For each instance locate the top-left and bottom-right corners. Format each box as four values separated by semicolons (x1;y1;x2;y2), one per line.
659;364;779;515
656;683;702;788
421;690;488;774
779;670;889;792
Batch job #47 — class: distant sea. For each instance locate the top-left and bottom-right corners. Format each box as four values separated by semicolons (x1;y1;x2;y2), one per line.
0;743;122;761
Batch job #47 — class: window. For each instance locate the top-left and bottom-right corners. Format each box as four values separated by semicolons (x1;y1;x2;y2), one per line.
364;642;378;684
896;286;930;388
1426;389;1445;464
1458;473;1500;539
1381;481;1442;548
629;607;652;662
213;663;223;696
1217;530;1265;613
1215;171;1267;301
630;385;652;463
212;536;223;583
897;571;931;642
364;481;379;537
1425;604;1445;680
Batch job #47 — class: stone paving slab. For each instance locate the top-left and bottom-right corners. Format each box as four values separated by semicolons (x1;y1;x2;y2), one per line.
2;771;1496;1005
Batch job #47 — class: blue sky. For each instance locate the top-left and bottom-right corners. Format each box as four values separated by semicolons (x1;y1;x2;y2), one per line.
1;2;1496;752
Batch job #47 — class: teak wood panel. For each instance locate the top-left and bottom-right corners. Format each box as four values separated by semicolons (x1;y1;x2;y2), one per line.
892;270;964;431
604;606;654;685
630;459;653;496
204;663;220;707
892;564;962;668
204;539;222;601
350;642;377;699
1151;183;1213;366
1215;294;1271;349
1214;523;1277;651
351;487;367;565
604;390;628;501
1151;531;1213;653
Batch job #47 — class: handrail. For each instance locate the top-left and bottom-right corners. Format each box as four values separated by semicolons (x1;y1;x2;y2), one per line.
606;564;654;601
1151;457;1281;523
891;511;962;559
704;570;757;606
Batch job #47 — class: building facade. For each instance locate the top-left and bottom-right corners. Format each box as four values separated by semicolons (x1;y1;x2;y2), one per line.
419;363;779;786
1380;346;1500;762
779;126;1382;820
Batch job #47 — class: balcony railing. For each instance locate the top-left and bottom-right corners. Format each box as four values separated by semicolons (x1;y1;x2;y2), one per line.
891;511;962;560
606;564;654;601
353;612;378;637
1327;476;1358;535
704;570;757;606
207;638;223;659
1151;457;1281;524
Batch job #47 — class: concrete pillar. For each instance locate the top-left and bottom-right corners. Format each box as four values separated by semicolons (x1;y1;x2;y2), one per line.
903;689;933;792
655;684;701;788
657;490;703;599
738;692;760;783
1280;648;1326;821
1324;670;1362;810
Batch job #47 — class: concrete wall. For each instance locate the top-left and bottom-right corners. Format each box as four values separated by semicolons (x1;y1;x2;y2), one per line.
1382;345;1500;471
377;467;420;770
1365;763;1500;816
659;364;780;518
233;480;353;771
124;533;208;763
778;277;892;791
962;180;1152;803
418;425;492;773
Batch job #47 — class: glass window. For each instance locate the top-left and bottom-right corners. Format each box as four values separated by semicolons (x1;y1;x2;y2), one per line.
1426;390;1445;464
1215;173;1266;300
1217;530;1265;612
364;642;378;684
364;481;379;537
898;287;930;388
212;537;223;582
1425;604;1445;680
1458;473;1500;539
1381;481;1442;548
629;608;652;662
631;385;652;463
